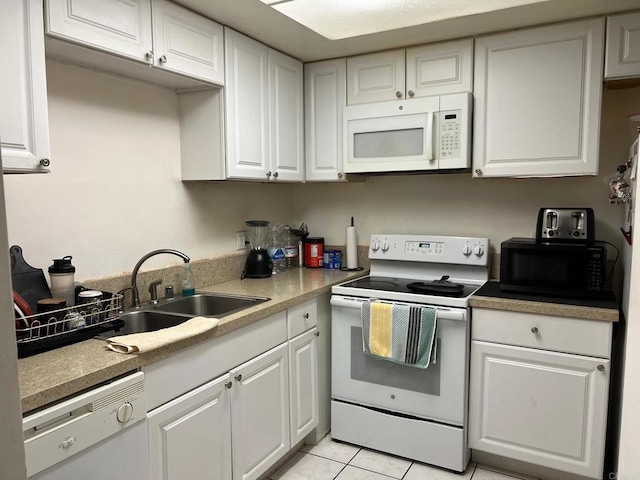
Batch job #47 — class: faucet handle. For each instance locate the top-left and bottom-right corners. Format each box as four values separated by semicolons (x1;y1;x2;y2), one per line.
149;280;163;304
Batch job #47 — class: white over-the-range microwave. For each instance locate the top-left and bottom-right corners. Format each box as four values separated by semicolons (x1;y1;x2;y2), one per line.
343;92;471;174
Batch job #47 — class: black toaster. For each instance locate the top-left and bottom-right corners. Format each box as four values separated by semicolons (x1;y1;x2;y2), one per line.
536;208;595;243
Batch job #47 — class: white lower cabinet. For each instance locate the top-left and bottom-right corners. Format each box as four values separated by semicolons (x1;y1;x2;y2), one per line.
469;308;612;479
148;373;233;480
231;343;290;480
289;328;319;445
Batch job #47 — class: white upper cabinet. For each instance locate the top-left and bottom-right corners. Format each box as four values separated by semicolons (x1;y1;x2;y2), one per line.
346;39;473;105
269;49;304;182
304;59;347;182
347;50;405;104
225;28;303;182
473;18;604;178
606;12;640;79
151;0;224;84
1;0;51;173
46;0;154;63
45;0;224;87
406;39;473;98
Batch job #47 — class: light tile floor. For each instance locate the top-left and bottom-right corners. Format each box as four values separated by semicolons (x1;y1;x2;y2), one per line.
269;435;539;480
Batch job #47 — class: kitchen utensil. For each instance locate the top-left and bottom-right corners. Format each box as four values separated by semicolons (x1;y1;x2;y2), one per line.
407;275;465;295
243;220;273;278
10;245;51;312
13;290;33;316
48;256;76;306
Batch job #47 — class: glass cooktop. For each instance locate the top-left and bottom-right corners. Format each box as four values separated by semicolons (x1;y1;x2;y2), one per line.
340;276;481;298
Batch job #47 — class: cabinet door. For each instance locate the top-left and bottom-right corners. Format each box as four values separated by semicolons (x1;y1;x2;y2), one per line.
406;39;473;97
224;28;270;180
152;0;224;85
347;50;405;105
269;49;304;181
469;341;610;479
45;0;153;63
473;18;604;178
304;59;347;182
1;0;51;173
606;12;640;79
231;343;290;480
148;373;232;480
289;328;319;445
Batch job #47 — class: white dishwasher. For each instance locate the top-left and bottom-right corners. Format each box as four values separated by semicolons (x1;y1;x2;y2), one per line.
23;371;149;480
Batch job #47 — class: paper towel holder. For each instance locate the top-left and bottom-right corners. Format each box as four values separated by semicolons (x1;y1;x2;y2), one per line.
341;216;364;271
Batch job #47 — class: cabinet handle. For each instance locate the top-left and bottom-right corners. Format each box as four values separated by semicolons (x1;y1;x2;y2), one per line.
475;169;482;175
145;51;154;61
266;171;272;178
303;313;309;319
235;374;242;382
408;90;415;97
315;331;320;337
531;327;539;334
337;172;343;178
597;365;605;372
273;171;279;178
395;91;402;98
39;158;50;168
225;381;233;389
158;55;167;64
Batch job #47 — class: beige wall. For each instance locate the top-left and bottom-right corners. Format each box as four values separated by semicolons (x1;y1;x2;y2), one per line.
3;61;295;281
292;87;640;261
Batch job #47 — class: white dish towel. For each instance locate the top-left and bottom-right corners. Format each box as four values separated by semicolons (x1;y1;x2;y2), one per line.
106;316;219;354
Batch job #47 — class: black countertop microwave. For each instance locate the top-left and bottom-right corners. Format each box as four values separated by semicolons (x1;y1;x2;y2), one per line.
500;237;607;298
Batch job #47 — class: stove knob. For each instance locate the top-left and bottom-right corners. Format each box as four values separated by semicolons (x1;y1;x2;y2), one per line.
473;246;484;256
371;242;380;252
462;245;472;256
381;242;390;252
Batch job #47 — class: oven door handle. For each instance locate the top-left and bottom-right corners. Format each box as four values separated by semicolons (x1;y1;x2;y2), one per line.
330;296;466;321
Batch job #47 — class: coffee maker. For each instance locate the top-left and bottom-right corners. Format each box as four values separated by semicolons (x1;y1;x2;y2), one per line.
243;220;272;278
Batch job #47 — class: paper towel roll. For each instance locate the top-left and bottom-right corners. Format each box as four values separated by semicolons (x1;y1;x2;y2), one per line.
346;225;358;269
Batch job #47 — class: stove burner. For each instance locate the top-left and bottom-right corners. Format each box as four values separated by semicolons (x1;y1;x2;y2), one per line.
406;276;465;297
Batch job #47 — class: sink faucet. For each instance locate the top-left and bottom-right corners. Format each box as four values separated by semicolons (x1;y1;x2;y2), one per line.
130;249;190;308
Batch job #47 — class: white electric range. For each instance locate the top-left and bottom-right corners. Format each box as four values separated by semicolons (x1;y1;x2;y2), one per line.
331;234;489;472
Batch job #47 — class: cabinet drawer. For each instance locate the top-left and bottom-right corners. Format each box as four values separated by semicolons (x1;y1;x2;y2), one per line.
287;298;318;338
472;308;611;358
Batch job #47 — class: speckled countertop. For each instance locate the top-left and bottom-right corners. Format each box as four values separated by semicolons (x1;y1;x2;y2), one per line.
470;281;619;322
18;268;366;414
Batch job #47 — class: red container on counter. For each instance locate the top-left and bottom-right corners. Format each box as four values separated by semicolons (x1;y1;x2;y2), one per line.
304;237;324;268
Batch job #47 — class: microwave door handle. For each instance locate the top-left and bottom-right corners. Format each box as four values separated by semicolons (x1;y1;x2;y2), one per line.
426;111;434;162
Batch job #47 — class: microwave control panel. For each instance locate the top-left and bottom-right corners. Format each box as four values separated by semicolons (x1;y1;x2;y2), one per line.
439;110;461;159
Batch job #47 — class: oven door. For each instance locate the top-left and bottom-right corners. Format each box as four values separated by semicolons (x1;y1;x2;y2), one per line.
331;295;469;426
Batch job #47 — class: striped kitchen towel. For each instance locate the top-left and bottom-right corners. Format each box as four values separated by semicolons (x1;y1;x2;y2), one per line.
361;300;437;368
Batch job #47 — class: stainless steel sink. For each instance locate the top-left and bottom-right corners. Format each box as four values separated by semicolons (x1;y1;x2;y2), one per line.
101;310;193;337
97;293;269;338
152;293;269;317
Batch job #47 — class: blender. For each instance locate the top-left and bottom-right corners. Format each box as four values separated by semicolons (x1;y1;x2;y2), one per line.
243;220;273;278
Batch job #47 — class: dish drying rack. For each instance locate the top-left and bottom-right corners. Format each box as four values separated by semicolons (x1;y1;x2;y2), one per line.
15;292;125;358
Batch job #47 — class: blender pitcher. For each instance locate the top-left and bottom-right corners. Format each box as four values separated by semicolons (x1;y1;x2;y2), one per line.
243;220;273;278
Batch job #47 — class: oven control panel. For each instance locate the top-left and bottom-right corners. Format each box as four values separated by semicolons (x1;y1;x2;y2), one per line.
369;234;489;266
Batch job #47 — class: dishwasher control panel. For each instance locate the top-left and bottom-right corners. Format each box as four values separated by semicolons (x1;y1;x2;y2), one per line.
23;372;146;478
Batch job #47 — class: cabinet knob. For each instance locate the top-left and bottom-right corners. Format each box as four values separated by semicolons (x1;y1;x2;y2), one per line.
315;331;320;337
475;169;482;175
597;364;605;372
266;171;272;178
303;313;309;319
145;51;154;61
39;158;50;167
408;90;415;97
235;374;242;382
225;381;233;389
273;171;279;178
337;172;343;178
531;327;539;334
158;55;167;64
395;91;402;98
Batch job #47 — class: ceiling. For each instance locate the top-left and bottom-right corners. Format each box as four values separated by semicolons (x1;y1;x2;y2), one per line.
176;0;640;62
